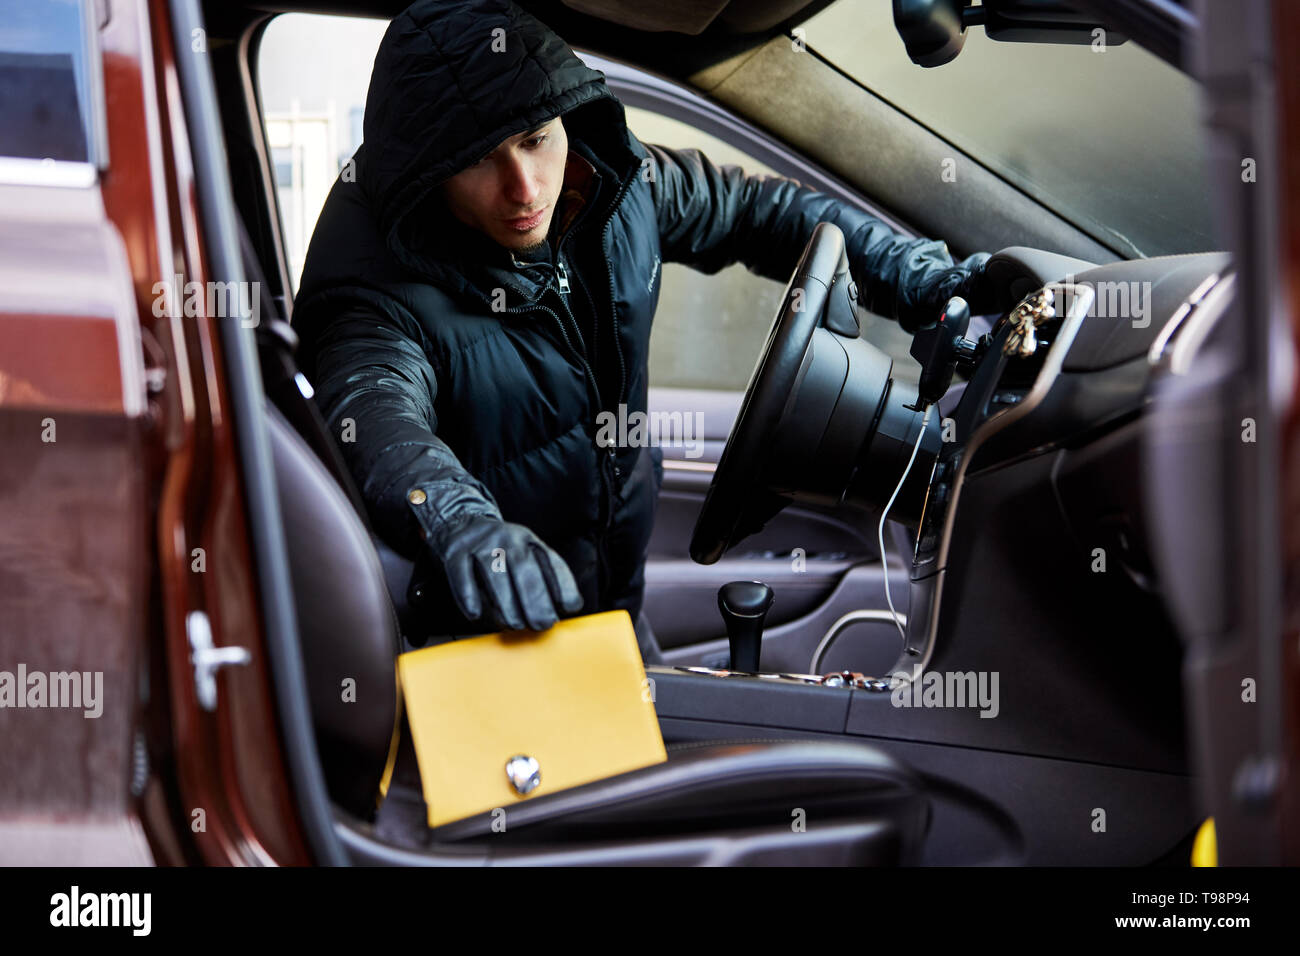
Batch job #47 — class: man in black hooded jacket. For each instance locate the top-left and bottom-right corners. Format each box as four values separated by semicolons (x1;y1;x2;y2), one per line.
292;0;995;660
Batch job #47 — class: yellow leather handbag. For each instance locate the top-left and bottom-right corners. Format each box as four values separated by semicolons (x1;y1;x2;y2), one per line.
396;609;668;828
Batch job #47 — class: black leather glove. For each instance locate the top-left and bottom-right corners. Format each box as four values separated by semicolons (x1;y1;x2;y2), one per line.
903;251;997;334
409;486;584;632
952;252;997;314
433;512;583;631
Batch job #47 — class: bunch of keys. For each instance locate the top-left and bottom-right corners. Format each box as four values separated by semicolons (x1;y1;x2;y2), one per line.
1002;287;1057;358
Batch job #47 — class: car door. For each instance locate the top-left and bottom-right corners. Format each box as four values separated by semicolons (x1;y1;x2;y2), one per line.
590;54;928;673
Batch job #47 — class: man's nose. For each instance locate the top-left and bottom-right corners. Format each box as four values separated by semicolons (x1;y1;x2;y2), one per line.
502;154;541;207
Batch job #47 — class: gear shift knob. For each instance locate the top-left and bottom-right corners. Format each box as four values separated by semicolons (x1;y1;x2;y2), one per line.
718;581;775;672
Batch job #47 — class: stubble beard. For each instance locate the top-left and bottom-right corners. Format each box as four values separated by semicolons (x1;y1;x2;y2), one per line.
515;234;548;255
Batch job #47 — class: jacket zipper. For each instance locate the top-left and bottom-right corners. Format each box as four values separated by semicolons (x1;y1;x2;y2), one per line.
552;264;619;604
503;274;615;608
491;165;638;610
598;177;633;416
561;254;621;478
558;163;635;423
565;170;638;607
552;259;601;413
566;258;601;415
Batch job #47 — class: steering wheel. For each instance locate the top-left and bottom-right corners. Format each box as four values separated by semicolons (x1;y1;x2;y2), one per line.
687;233;1093;566
689;222;852;565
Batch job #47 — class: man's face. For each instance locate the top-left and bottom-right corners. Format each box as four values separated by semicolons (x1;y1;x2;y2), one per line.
440;117;568;254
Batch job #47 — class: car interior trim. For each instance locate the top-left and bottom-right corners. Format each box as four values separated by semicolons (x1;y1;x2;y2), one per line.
1167;272;1237;376
1147;270;1223;366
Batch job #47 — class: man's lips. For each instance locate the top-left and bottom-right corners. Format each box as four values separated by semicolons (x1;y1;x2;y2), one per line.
504;206;547;230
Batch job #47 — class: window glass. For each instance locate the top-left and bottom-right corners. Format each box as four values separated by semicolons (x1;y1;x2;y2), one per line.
0;0;98;164
803;1;1214;257
258;14;388;288
627;107;786;392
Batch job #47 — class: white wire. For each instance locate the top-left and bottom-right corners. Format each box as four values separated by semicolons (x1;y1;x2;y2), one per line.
878;402;933;645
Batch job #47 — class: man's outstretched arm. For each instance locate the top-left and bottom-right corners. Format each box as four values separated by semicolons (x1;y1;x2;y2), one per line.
309;305;583;631
641;141;993;333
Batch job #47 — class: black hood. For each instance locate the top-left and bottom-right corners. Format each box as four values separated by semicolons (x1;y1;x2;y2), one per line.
359;0;639;295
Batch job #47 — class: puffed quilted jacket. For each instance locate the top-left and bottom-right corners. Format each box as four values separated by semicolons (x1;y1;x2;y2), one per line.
292;0;990;633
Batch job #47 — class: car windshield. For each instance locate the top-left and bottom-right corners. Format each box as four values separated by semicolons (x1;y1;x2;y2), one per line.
803;1;1215;257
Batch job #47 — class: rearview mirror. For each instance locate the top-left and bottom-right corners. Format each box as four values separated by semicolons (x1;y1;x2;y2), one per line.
892;0;966;67
893;0;1126;68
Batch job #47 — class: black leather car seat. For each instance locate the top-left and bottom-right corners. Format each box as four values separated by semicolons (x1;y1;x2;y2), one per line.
246;226;932;865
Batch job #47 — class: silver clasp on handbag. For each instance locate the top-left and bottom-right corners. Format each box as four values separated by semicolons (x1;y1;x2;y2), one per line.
505;754;542;795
